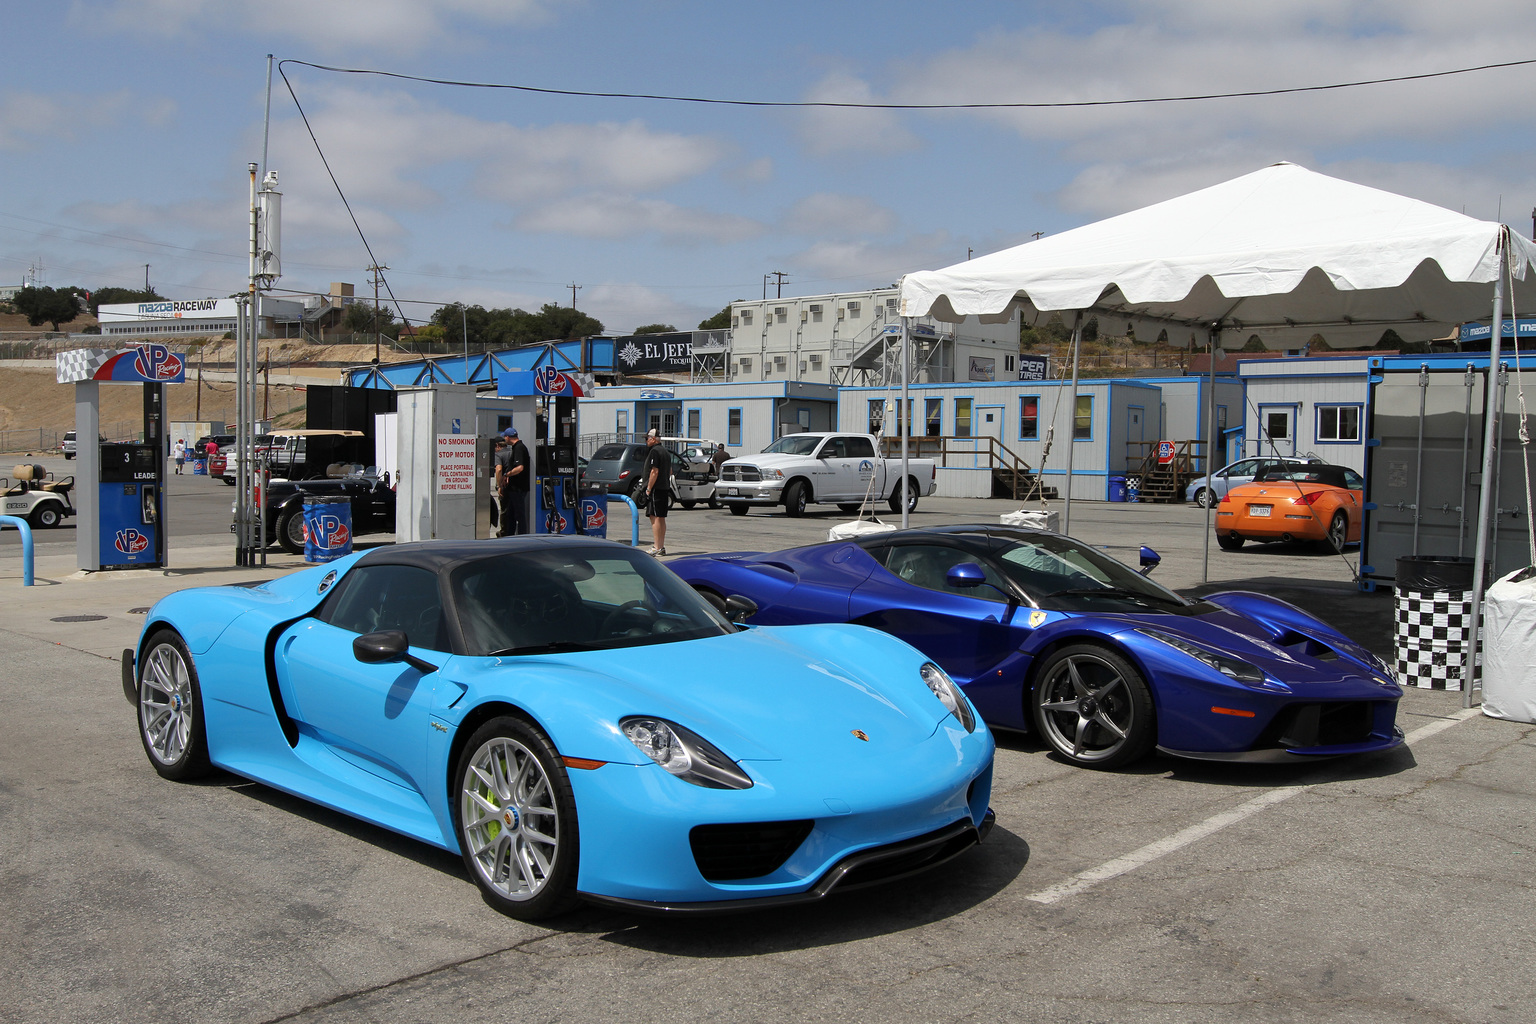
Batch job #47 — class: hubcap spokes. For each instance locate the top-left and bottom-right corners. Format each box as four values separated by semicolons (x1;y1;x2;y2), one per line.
1039;656;1133;760
139;644;191;764
462;738;559;901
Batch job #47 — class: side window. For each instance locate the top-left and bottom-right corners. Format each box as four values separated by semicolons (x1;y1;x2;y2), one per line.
321;564;448;652
1344;469;1365;489
844;436;875;458
1227;460;1255;479
883;544;1009;603
828;437;848;459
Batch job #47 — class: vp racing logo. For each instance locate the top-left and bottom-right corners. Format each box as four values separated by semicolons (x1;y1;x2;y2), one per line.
303;514;351;550
131;343;184;381
114;528;150;555
534;366;571;395
582;504;606;530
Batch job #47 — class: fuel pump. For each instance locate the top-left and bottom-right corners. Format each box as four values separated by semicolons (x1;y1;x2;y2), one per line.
98;442;163;567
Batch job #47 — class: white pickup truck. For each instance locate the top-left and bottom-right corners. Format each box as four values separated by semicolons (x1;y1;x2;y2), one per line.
715;432;938;517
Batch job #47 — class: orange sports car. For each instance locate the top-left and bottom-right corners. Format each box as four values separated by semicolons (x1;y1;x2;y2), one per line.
1215;463;1365;552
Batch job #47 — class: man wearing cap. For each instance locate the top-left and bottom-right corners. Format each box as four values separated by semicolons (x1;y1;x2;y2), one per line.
641;428;671;555
494;427;531;536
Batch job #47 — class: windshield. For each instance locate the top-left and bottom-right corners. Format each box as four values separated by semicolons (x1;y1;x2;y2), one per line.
590;445;633;462
993;533;1186;611
451;546;733;656
762;435;823;456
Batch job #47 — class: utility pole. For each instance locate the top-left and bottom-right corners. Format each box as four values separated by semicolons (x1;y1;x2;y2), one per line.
763;274;770;301
771;271;788;298
367;263;388;364
144;265;150;290
1031;232;1044;241
569;283;582;309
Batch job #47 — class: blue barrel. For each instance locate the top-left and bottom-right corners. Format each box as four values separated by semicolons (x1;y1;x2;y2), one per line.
302;496;353;563
1107;475;1127;502
578;494;608;538
191;459;207;476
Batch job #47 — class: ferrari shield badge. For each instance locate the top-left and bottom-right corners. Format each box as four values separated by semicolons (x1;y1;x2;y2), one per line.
1028;610;1047;628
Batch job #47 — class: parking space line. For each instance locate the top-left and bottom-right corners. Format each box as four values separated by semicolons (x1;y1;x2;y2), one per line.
1024;707;1482;905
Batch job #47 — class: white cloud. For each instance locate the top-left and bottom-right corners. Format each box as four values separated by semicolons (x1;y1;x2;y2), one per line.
517;194;762;243
792;232;959;287
784;193;896;238
72;0;566;54
796;73;921;157
0;90;142;151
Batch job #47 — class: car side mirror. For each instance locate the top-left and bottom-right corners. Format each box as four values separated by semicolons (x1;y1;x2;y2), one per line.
945;562;988;588
353;629;437;673
724;594;758;623
1138;546;1161;576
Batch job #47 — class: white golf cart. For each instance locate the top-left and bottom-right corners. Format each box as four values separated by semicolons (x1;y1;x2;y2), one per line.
658;437;725;509
2;464;76;528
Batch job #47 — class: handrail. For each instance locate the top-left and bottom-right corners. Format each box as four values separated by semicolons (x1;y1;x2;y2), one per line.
0;515;35;586
875;434;1046;500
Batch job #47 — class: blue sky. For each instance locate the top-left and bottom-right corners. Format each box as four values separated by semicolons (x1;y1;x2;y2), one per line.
3;1;1535;334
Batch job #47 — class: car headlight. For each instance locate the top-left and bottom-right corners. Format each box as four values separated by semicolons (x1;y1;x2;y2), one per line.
1137;629;1266;684
920;662;975;732
620;717;754;789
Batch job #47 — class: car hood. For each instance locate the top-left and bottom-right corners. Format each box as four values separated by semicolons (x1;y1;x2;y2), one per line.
465;622;961;765
1107;591;1396;689
725;453;815;471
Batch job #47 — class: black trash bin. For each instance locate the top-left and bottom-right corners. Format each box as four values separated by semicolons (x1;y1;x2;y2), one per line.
1394;555;1479;692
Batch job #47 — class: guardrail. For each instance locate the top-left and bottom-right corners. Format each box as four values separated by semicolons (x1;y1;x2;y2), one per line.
0;515;35;586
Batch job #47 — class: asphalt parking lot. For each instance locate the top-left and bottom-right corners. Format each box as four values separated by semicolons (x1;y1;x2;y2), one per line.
2;488;1533;1023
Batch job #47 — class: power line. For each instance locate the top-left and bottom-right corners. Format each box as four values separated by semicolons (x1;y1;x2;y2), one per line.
279;55;1536;110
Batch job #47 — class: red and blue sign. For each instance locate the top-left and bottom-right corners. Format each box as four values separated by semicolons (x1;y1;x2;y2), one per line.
96;344;186;383
1157;440;1175;464
498;368;585;398
583;504;606;530
113;528;150;555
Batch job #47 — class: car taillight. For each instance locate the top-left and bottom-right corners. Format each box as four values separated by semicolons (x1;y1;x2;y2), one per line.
618;470;630;479
1292;490;1323;506
1218;493;1231;504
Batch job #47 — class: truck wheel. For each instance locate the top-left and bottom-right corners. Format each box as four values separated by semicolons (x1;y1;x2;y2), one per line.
888;478;919;514
277;509;306;554
784;480;809;518
837;503;862;514
728;503;749;516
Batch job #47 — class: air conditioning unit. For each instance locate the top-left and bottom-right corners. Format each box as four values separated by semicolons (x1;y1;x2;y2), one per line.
809;304;822;313
837;308;845;319
801;310;808;322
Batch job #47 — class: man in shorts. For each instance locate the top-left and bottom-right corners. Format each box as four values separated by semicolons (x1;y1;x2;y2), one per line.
642;429;671;555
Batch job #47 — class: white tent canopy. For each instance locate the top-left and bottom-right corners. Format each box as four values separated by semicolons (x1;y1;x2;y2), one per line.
901;162;1536;349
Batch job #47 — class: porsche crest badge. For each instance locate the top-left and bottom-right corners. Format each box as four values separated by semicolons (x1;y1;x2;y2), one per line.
851;729;869;742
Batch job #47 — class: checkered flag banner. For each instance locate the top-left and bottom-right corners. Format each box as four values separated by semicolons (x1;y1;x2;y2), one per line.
1394;588;1482;691
55;348;116;383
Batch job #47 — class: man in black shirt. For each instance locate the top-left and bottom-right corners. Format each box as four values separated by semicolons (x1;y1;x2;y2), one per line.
642;429;671;555
494;427;531;536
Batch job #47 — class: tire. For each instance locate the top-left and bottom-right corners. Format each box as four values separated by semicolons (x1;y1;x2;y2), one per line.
30;504;61;529
708;495;720;510
222;477;236;486
1192;487;1211;508
136;630;212;781
728;503;749;516
783;480;809;518
1326;511;1348;553
1216;532;1244;551
1031;644;1155;769
64;452;74;460
276;508;305;555
888;478;920;514
680;500;696;510
837;503;862;514
453;715;579;920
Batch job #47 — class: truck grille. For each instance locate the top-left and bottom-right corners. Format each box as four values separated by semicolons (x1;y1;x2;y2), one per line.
721;465;761;483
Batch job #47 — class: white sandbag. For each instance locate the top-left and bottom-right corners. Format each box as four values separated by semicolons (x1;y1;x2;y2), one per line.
1482;567;1536;724
999;509;1060;532
828;519;897;541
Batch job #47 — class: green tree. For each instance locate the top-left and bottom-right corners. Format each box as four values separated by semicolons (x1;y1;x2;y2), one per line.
342;301;399;338
13;286;83;331
633;323;677;335
87;286;164;316
698;304;733;331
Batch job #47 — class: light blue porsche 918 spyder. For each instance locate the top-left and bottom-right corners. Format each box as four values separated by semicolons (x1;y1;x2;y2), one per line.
124;537;995;919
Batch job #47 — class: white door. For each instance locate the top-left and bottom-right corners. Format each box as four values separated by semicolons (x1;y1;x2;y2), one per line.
1261;408;1295;456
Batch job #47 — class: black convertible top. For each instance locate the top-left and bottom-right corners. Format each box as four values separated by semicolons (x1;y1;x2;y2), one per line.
353;535;628;574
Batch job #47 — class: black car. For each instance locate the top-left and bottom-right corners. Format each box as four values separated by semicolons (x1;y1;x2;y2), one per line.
193;434;236;457
583;443;690;501
258;474;395;553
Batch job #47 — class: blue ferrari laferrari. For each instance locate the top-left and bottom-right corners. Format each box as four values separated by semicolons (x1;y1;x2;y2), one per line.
670;525;1403;769
125;537;994;919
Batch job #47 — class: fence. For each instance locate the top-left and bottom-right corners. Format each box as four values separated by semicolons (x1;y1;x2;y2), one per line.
0;421;144;455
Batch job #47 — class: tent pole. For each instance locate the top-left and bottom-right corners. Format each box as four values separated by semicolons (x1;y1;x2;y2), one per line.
1464;230;1507;709
1063;311;1084;534
901;316;910;529
1202;324;1221;584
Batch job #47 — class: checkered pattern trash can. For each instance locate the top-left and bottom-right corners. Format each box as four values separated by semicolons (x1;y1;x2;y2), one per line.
1394;555;1479;691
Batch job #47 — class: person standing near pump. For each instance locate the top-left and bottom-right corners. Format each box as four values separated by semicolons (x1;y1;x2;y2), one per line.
172;439;187;475
642;428;671;555
494;427;531;536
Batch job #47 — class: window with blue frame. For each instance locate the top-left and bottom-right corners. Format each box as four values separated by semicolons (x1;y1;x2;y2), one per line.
955;398;972;438
727;407;742;446
924;398;942;437
1073;395;1092;439
1316;404;1362;442
868;399;885;435
616;410;628;437
1019;396;1039;439
687;408;700;439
